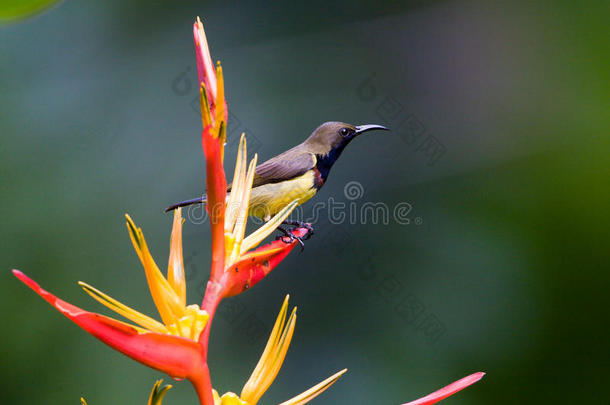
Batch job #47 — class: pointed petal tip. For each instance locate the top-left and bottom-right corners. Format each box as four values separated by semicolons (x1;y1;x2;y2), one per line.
125;213;135;226
277;368;347;405
333;368;348;378
401;371;486;405
12;269;36;288
460;371;485;383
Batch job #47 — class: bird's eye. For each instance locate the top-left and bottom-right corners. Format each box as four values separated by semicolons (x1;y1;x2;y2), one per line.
340;128;350;137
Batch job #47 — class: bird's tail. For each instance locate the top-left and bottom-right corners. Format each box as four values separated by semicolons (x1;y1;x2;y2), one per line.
165;196;206;212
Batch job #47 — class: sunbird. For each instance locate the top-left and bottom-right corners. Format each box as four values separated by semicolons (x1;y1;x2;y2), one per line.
166;121;388;224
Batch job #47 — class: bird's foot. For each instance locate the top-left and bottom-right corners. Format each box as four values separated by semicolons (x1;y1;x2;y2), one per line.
281;220;314;240
276;226;307;251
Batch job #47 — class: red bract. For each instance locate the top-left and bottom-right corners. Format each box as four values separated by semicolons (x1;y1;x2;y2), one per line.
201;123;227;283
402;372;485;405
12;270;205;380
221;228;310;298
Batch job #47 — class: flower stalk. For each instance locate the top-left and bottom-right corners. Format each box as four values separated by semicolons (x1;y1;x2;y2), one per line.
192;18;310;405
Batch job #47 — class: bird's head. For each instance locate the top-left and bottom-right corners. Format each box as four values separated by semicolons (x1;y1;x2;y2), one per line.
304;121;388;153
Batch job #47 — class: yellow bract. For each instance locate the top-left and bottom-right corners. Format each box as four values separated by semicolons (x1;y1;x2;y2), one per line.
240;295;297;404
214;296;347;405
213;390;249;405
277;369;348;405
147;380;172;405
79;209;208;340
224;134;299;269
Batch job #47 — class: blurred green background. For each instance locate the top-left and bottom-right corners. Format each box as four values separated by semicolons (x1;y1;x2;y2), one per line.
1;0;608;404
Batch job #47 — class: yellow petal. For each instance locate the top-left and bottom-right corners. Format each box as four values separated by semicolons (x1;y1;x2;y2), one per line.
212;389;221;405
242;295;288;395
200;82;212;128
241;295;296;404
231;154;258;249
236;246;285;264
278;369;348;405
219;392;248;405
79;281;168;334
80;398;87;405
219;116;227;162
167;208;186;306
240;200;299;255
214;62;225;136
125;214;185;326
165;304;209;341
225;134;247;233
147;379;172;405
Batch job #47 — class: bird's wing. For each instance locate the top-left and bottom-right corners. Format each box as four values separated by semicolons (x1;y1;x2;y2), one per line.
226;148;316;192
252;150;316;187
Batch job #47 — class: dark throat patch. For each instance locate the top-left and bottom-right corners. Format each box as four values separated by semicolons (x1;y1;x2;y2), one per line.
314;138;352;189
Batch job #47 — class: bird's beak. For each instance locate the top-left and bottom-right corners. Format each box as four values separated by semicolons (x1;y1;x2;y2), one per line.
354;124;389;135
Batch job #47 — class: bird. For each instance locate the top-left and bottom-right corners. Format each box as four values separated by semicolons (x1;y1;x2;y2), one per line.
166;121;388;225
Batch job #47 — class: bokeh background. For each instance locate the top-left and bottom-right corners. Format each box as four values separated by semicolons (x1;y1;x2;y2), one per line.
1;0;608;404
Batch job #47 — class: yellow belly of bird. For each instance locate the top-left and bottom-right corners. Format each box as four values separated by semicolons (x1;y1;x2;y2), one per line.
246;171;317;220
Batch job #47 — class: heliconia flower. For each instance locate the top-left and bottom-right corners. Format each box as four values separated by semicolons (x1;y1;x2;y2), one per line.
12;208;209;381
212;296;347;405
401;372;485;405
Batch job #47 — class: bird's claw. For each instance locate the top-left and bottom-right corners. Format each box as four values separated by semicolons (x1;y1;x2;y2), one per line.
281;220;314;240
276;226;307;252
